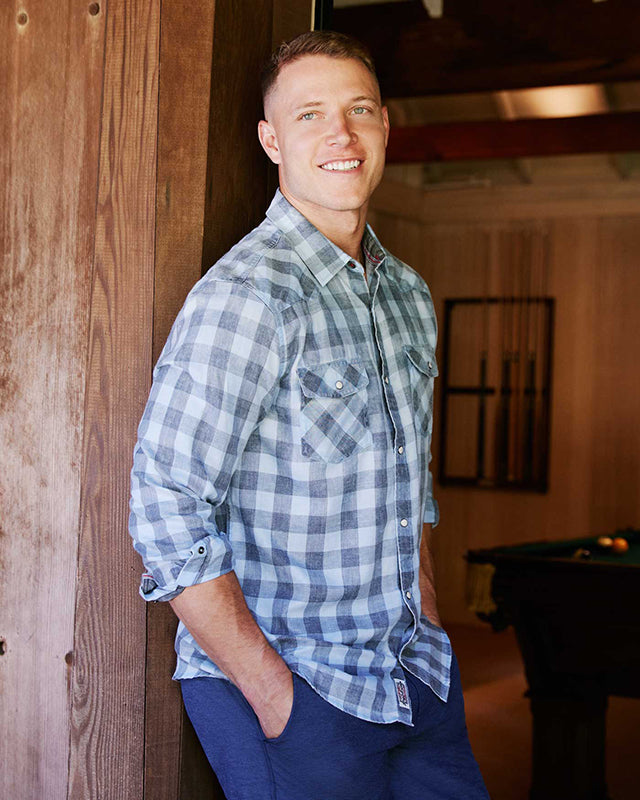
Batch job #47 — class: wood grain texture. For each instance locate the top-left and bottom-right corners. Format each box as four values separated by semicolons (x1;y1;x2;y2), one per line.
589;218;640;530
369;180;640;623
145;5;218;793
272;0;312;47
67;0;160;797
0;2;106;797
153;0;217;362
201;0;275;271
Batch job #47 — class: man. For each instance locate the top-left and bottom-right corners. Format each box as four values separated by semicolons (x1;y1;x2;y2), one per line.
130;31;489;800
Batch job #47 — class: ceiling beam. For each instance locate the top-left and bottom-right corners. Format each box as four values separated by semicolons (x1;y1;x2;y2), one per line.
385;111;640;162
333;0;640;97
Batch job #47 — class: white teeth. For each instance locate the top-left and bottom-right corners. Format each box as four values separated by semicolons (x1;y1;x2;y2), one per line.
320;159;361;171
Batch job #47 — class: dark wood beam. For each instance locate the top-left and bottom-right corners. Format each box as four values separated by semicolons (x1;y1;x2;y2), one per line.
386;111;640;163
333;0;640;97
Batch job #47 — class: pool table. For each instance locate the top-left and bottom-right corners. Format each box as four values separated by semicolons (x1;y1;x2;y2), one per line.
466;528;640;800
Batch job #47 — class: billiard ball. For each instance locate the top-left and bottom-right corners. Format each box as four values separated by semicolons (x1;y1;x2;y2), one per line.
597;536;613;549
612;537;629;554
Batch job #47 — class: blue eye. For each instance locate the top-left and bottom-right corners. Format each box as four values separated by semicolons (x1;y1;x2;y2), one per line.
301;112;316;120
353;107;368;115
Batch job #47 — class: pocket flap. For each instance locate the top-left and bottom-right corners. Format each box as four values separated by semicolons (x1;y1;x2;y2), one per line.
297;359;369;399
403;345;439;378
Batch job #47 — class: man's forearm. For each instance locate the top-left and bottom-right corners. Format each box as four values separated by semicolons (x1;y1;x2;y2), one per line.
170;571;292;737
419;524;442;627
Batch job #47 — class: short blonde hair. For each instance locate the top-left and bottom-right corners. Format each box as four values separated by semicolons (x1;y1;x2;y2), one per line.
261;31;378;107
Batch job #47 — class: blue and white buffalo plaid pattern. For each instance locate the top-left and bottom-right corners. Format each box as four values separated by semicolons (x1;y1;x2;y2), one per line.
129;190;452;725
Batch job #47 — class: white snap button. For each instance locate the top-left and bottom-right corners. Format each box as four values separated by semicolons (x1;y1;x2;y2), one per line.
198;546;205;555
384;376;389;384
406;591;412;600
398;446;404;454
335;380;343;390
428;361;433;370
400;518;408;527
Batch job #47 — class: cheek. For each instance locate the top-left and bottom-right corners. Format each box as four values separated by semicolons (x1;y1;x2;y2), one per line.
285;128;319;155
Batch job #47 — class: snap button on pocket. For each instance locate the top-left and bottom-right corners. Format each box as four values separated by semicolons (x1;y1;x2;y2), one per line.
403;345;438;434
404;346;439;380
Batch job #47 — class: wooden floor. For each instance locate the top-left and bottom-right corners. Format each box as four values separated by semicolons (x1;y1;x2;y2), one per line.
448;624;640;800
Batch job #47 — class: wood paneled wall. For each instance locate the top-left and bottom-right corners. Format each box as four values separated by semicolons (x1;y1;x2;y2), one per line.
1;2;107;796
1;1;311;798
370;179;640;623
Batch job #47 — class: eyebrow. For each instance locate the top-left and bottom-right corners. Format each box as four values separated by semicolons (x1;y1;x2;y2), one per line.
292;101;325;112
291;95;380;114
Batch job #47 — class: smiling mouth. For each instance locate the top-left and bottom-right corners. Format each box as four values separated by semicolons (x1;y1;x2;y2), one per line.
319;159;362;172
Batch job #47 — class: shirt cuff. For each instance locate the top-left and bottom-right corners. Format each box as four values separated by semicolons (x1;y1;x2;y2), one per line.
423;496;440;528
139;533;234;602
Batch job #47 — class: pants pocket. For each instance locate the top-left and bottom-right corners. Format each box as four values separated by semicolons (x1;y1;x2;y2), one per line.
264;673;303;744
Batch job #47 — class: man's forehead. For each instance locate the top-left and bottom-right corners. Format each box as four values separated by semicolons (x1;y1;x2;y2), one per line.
271;55;380;109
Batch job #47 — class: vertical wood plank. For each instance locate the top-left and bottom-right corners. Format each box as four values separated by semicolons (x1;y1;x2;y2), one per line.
68;0;160;796
144;3;217;794
0;2;106;797
590;217;640;530
547;218;598;539
201;0;275;271
153;0;217;361
272;0;313;49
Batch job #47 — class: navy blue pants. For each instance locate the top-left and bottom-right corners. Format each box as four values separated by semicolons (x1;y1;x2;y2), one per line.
181;655;489;800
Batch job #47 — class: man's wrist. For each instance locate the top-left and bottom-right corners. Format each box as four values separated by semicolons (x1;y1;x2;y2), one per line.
234;640;291;708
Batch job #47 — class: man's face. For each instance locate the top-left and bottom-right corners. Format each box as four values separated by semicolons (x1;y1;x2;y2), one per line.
259;55;389;219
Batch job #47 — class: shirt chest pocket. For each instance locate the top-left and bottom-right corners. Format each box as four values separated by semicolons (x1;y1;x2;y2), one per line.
296;359;373;463
403;345;439;435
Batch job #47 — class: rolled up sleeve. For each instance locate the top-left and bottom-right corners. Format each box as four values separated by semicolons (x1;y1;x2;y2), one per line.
129;277;282;601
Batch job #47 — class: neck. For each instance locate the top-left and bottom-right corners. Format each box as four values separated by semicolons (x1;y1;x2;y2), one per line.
281;190;368;263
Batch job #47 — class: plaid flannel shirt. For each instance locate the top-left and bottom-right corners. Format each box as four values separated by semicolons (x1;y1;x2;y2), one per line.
129;190;452;725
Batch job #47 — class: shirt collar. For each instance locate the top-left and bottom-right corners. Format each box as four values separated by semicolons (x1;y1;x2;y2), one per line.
362;225;386;270
266;190;386;287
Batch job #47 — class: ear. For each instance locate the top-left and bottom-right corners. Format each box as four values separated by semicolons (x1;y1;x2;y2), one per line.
381;106;390;148
258;119;282;165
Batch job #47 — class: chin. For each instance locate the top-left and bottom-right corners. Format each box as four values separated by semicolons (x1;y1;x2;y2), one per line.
316;190;370;213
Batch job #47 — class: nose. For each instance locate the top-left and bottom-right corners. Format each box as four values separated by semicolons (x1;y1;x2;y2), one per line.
326;114;356;147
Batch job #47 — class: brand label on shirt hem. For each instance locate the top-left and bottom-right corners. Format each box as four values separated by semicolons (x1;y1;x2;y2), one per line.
394;678;411;709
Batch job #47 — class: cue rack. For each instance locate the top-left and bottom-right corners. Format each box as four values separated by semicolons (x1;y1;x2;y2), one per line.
438;226;554;492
